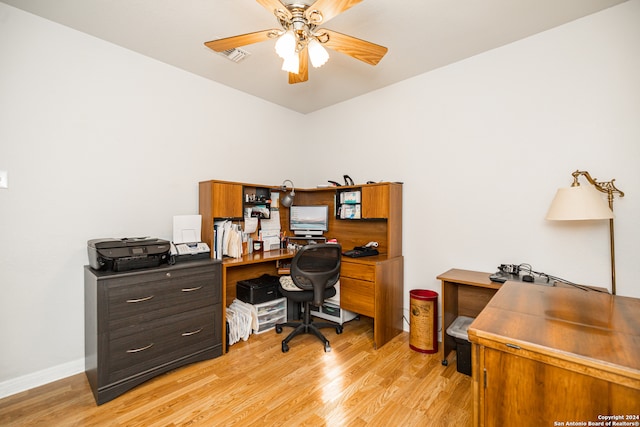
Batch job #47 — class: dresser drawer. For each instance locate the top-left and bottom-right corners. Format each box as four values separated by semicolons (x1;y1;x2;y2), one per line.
104;264;221;302
105;304;220;385
106;269;220;329
341;262;375;282
339;277;375;317
85;260;223;405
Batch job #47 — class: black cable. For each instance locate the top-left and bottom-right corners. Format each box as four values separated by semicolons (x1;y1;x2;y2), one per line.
498;263;608;293
530;269;608;293
518;263;532;274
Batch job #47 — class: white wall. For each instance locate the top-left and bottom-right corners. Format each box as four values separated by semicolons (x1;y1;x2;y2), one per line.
302;0;640;321
1;0;639;398
0;3;301;396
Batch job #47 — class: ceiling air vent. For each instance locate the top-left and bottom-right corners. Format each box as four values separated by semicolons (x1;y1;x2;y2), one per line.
218;47;250;63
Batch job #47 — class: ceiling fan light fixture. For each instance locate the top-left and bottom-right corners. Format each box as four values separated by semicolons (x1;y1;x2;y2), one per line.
308;38;329;68
275;30;296;59
204;1;388;84
281;51;300;74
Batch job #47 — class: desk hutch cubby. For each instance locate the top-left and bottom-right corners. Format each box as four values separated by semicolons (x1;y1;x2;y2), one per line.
199;179;404;352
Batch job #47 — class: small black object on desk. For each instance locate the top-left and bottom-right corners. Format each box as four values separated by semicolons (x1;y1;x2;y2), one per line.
236;274;281;305
343;247;379;258
489;271;551;286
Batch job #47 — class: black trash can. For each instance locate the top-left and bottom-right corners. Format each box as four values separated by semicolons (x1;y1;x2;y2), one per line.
446;316;475;375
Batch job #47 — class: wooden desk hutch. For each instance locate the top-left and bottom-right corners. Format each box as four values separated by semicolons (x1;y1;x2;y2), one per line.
199;180;404;352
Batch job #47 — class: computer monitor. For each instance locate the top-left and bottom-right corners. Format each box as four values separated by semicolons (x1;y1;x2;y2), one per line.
289;205;329;236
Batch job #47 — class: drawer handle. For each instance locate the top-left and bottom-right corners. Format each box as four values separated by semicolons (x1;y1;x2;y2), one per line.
182;327;203;337
126;295;154;303
181;286;203;292
126;343;154;353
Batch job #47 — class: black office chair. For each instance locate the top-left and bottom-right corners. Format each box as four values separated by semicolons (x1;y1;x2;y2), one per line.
275;243;343;353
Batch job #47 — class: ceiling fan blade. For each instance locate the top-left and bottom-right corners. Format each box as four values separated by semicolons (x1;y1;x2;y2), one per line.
306;0;363;24
289;47;309;84
321;29;388;66
204;30;276;52
256;0;292;20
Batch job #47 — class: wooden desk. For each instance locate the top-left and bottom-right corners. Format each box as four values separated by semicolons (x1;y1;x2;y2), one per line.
222;249;295;306
340;254;404;349
201;180;405;353
468;282;640;426
436;268;604;366
437;269;502;366
220;249;295;351
220;250;404;352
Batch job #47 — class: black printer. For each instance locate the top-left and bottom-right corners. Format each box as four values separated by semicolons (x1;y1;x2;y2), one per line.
87;237;170;272
236;274;282;305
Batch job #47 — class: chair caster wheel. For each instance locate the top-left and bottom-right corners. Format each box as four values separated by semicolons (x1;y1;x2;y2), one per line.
324;342;331;352
282;342;289;353
276;325;283;334
442;359;448;366
336;326;343;334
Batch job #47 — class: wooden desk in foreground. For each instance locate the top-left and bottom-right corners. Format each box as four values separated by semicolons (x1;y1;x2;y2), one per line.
468;282;640;426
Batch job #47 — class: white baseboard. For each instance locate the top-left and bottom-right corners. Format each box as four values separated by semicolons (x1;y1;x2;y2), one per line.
0;358;85;400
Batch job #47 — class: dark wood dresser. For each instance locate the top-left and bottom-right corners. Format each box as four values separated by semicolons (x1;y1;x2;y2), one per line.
84;259;222;405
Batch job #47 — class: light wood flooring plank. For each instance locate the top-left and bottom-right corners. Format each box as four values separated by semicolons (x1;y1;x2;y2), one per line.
0;316;472;426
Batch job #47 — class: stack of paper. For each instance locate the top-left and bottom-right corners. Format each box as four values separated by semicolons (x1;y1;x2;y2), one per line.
259;209;281;251
213;220;243;259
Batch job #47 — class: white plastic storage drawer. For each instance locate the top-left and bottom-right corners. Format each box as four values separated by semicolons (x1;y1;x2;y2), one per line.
308;301;358;325
253;297;287;334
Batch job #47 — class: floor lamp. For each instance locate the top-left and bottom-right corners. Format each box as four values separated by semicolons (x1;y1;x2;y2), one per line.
546;170;624;295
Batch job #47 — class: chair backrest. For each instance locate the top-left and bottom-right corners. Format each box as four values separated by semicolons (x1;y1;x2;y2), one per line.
290;244;342;307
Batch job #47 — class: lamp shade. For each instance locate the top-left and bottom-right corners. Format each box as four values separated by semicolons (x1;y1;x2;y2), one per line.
280;179;295;207
308;39;329;68
281;191;295;207
275;31;296;59
281;51;300;73
546;185;613;221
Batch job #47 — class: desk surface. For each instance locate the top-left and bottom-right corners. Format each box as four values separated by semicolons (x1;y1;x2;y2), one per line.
222;249;396;268
469;281;640;379
221;249;296;267
437;268;501;290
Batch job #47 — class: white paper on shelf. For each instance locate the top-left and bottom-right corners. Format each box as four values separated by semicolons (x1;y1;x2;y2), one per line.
260;210;280;231
262;235;281;250
244;217;258;234
270;191;280;208
260;209;281;250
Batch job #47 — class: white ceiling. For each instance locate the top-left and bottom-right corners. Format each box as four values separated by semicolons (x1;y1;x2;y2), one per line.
2;0;627;114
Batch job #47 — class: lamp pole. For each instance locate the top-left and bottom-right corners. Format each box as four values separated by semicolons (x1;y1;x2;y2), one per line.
571;170;624;295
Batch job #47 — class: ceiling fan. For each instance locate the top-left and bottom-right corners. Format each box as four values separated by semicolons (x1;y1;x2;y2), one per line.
204;0;388;84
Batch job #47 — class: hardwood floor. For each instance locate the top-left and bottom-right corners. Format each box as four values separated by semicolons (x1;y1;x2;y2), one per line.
0;317;472;426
